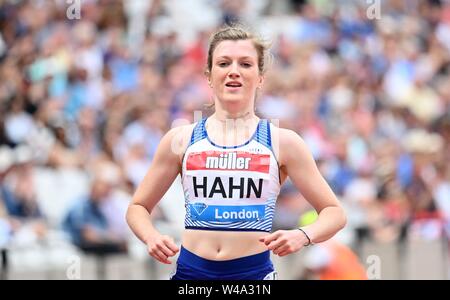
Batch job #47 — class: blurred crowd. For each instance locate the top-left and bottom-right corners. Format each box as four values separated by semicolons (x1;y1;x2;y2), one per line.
0;0;450;278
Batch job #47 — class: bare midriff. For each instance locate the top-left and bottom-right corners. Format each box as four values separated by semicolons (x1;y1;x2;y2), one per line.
182;229;270;260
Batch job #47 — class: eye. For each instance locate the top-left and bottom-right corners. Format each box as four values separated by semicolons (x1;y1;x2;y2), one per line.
217;61;230;67
241;62;252;68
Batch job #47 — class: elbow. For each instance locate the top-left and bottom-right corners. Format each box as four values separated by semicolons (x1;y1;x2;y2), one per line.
126;203;138;227
126;202;152;226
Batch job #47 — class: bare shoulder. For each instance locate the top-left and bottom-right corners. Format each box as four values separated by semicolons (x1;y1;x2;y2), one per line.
274;127;302;140
270;126;310;166
164;122;197;161
167;122;196;140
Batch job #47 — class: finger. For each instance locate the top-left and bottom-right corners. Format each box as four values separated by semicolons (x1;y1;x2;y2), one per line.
148;247;164;260
151;248;171;264
163;238;180;254
267;238;287;251
157;243;176;257
273;244;289;255
263;231;282;245
258;234;271;242
278;250;290;257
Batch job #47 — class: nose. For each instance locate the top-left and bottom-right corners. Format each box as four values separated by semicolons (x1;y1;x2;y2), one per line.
228;62;241;78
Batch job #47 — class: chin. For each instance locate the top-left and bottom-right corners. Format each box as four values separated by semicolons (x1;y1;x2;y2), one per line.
220;94;247;103
222;97;243;103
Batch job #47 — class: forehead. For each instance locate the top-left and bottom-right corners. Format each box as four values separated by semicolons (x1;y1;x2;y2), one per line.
213;39;258;60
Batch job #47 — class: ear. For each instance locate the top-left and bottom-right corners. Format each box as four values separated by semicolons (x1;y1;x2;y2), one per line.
205;71;212;87
258;74;264;89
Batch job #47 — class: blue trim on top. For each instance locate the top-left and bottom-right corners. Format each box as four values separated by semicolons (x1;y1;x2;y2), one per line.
266;120;272;148
187;118;280;184
185;226;269;232
265;121;281;185
204;118;265;149
254;119;272;151
189;118;208;146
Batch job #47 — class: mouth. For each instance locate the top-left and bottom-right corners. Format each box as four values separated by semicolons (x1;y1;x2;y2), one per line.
225;82;243;88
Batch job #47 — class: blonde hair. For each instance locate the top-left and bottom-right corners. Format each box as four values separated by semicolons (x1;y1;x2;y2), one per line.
206;24;271;75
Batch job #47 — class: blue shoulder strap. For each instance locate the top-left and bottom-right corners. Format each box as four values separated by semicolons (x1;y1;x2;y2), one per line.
254;119;272;150
189;117;207;146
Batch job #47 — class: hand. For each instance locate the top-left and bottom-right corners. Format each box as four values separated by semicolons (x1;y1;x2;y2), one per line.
145;233;179;264
259;230;308;257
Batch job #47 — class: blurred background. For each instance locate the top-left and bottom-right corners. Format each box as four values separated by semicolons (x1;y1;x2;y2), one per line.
0;0;449;280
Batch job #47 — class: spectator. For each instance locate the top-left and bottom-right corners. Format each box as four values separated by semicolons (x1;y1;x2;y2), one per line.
0;0;449;279
63;175;128;254
1;145;48;244
298;210;368;280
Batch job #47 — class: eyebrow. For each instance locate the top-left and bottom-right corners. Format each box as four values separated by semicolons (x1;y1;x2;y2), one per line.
215;56;256;60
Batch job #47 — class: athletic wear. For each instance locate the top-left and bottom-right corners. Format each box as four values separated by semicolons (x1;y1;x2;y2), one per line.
181;117;281;232
170;246;277;280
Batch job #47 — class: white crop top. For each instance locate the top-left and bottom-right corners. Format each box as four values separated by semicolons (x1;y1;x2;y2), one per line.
181;117;281;232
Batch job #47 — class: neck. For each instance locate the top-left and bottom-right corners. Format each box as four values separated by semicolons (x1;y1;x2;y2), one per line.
212;111;255;122
213;97;256;121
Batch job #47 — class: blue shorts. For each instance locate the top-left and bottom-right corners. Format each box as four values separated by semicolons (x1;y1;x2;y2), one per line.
170;246;277;280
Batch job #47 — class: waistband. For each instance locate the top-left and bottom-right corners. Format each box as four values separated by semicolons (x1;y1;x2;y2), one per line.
177;246;272;274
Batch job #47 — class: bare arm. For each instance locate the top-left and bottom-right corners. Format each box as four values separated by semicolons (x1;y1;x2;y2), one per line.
281;129;346;241
261;128;346;256
126;125;190;264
